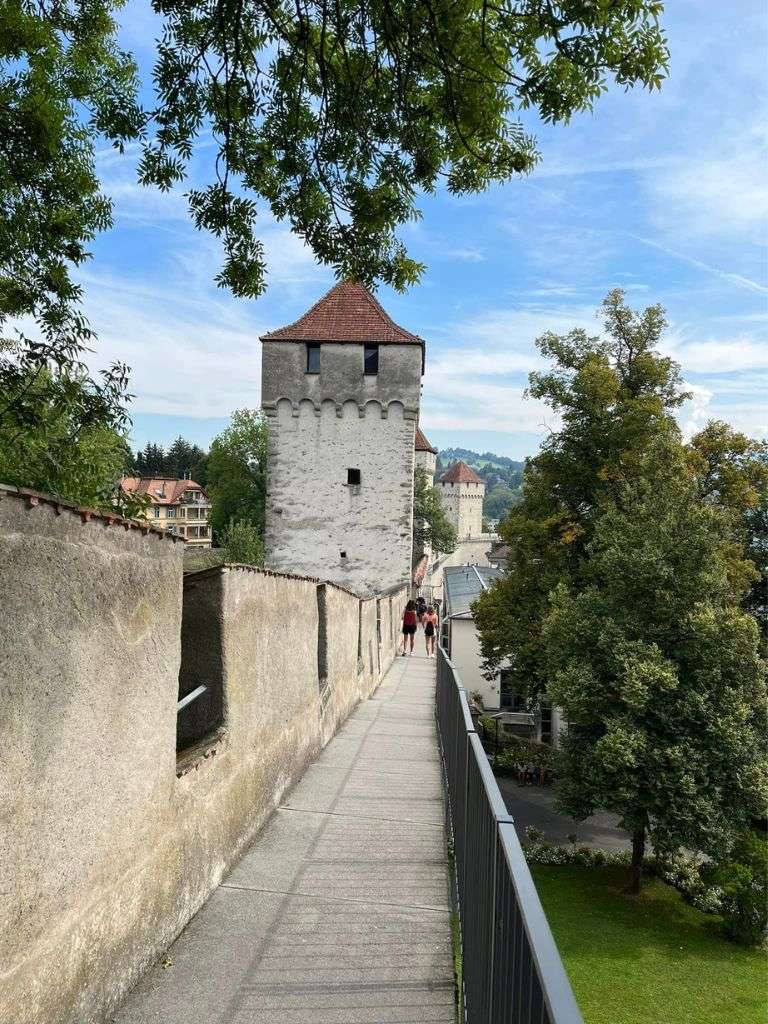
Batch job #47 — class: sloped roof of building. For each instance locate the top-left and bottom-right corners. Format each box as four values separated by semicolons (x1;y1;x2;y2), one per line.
121;477;208;505
439;460;484;485
261;281;424;346
414;426;437;454
443;564;502;617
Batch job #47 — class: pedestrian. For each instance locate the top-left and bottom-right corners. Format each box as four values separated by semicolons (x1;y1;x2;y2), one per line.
416;595;427;626
400;600;418;656
423;605;438;658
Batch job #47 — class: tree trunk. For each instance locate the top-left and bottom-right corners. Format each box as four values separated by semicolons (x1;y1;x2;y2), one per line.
627;827;646;895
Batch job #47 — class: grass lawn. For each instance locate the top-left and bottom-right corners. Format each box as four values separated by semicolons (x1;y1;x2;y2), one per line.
531;865;767;1024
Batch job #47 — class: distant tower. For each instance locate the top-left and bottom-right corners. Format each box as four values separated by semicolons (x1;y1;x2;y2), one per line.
414;426;437;486
438;461;485;538
261;281;424;594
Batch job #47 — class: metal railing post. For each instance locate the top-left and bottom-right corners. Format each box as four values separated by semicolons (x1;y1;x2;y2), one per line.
436;645;583;1024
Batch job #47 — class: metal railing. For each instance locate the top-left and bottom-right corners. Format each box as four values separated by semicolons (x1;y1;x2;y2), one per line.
436;647;583;1024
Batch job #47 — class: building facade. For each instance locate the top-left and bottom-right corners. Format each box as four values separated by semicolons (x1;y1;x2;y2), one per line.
120;477;212;546
441;564;563;744
261;281;423;595
414;426;437;486
437;460;485;538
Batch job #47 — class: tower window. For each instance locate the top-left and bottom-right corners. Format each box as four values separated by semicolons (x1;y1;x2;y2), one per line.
306;343;320;374
347;468;361;486
364;344;379;375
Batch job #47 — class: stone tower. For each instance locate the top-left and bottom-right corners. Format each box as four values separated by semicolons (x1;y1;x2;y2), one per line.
261;281;424;595
414;426;437;486
438;461;485;538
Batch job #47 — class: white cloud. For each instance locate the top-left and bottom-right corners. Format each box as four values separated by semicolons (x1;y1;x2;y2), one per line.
649;143;768;243
445;247;486;263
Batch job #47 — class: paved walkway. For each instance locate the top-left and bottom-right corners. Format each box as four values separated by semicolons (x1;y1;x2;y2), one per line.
115;654;455;1024
496;777;628;851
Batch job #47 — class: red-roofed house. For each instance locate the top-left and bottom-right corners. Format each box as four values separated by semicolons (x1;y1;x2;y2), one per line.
438;461;486;538
260;281;424;594
120;477;212;546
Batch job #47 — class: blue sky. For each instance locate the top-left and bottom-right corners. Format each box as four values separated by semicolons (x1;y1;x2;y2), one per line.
84;0;767;460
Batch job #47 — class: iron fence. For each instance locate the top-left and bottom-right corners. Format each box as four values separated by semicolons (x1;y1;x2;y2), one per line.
436;646;583;1024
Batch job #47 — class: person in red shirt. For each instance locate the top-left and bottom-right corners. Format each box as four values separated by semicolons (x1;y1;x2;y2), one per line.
400;601;418;656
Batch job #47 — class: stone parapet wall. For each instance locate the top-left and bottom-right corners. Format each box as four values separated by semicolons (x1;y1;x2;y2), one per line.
0;487;407;1024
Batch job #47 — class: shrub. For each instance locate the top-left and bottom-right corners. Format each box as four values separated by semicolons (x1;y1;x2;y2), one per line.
707;832;768;946
495;738;555;772
222;518;264;566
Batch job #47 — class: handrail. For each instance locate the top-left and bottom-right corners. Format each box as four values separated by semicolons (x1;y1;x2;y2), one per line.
177;685;207;712
435;645;582;1024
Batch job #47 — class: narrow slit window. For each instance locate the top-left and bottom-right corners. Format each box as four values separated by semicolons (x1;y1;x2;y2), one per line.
306;343;321;374
364;344;379;375
347;468;361;486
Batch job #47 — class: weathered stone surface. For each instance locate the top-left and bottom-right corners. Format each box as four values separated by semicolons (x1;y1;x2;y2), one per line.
0;488;408;1024
114;655;454;1024
262;340;423;595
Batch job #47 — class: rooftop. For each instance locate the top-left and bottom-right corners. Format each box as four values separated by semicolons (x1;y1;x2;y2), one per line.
439;460;484;485
121;478;208;505
415;426;437;454
443;564;501;617
260;281;424;346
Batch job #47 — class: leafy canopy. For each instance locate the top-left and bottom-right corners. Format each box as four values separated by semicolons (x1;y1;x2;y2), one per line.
0;363;141;513
413;465;457;556
206;408;268;543
222;518;265;567
143;1;668;295
474;289;688;696
545;441;766;882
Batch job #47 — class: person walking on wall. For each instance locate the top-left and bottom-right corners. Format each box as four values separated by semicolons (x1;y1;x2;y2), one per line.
423;606;438;658
416;595;427;626
400;600;418;656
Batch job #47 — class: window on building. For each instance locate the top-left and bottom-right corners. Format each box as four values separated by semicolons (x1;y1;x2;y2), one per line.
499;670;526;711
347;468;361;486
364;344;379;375
306;342;320;373
153;506;160;518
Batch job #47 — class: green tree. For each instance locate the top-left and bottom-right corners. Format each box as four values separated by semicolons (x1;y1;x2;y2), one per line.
206;409;268;543
134;442;168;476
164;436;209;484
413;466;457;556
221;518;264;567
474;290;688;698
543;442;767;893
688;422;768;640
0;365;141;513
0;1;142;438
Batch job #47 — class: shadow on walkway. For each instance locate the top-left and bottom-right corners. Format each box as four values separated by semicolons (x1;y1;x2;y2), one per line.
114;653;455;1024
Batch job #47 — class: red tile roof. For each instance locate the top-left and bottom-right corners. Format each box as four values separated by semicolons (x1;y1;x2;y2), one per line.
439;461;484;485
261;281;424;346
414;426;437;454
120;477;208;505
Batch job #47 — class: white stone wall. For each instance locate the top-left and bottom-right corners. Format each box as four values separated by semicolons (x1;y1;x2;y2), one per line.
438;480;485;538
264;398;416;595
414;447;436;486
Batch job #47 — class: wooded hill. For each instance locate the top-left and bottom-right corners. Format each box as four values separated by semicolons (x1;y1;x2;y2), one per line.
436;448;525;522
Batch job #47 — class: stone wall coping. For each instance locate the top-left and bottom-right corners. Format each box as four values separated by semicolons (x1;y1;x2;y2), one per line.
184;561;409;601
0;482;184;543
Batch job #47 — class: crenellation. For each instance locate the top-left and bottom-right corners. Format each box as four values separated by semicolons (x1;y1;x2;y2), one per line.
261;282;424;595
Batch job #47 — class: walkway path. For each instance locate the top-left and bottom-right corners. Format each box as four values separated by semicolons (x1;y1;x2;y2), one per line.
115;654;455;1024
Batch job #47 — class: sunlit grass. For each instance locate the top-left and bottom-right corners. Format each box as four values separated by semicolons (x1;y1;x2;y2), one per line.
532;865;767;1024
